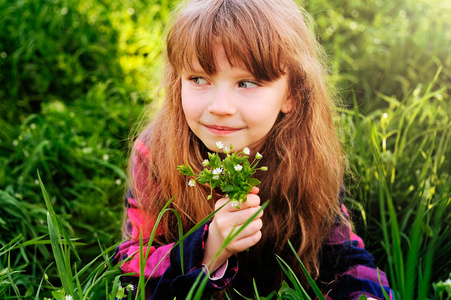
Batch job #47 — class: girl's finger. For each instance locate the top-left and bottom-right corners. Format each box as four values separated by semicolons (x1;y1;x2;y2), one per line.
237;193;260;209
235;218;263;237
218;206;263;232
250;186;259;194
225;220;263;252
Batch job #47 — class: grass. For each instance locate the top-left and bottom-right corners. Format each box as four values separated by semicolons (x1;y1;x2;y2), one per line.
0;0;450;298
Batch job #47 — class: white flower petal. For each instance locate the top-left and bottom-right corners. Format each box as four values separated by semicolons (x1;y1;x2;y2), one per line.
212;167;223;175
216;141;224;150
243;147;250;155
230;200;239;207
188;179;196;187
234;164;243;171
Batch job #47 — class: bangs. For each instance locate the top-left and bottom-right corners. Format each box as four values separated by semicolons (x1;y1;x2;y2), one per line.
166;0;286;82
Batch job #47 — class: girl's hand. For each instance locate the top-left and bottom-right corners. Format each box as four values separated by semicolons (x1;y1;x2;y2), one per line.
202;187;263;273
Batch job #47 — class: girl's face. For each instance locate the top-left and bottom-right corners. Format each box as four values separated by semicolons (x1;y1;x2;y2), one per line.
181;44;292;154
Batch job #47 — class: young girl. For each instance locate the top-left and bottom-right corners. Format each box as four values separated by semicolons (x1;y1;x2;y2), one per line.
114;0;394;299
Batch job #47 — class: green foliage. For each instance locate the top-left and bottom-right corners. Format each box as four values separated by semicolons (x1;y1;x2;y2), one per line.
340;72;451;298
178;144;265;205
305;0;451;111
0;0;161;296
0;0;125;123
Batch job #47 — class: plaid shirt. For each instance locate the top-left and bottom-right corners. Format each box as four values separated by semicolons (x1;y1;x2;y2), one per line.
114;140;394;299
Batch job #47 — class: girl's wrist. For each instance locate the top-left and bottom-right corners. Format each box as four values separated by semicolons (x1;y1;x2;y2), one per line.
202;221;233;272
202;259;228;280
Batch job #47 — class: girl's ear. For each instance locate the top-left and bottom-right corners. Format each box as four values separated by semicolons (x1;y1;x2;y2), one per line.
281;96;294;114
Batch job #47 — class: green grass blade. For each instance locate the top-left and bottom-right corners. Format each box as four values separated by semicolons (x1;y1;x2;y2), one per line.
275;254;306;299
253;278;261;300
74;241;122;282
34;263;53;300
192;271;210;300
370;124;399;294
6;250;23;300
39;172;75;295
377;269;391;300
47;212;74;295
287;240;325;300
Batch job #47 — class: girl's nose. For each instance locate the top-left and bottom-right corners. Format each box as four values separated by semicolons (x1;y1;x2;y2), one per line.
207;88;236;116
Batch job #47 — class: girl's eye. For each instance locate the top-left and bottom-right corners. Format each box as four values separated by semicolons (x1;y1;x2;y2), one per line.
238;81;260;88
191;76;208;85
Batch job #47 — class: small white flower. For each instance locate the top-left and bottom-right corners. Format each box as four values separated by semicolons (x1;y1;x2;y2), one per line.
127;7;135;15
444;278;451;286
126;284;135;291
115;179;122;185
216;141;224;150
230;200;239;207
12;140;18;146
65;295;73;300
223;146;230;153
255;152;262;159
188;179;196;187
103;154;109;161
234;164;243;171
202;159;209;166
212;167;223;175
243;147;250;155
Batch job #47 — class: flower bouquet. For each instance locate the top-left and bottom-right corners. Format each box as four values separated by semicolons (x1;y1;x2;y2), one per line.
177;142;267;209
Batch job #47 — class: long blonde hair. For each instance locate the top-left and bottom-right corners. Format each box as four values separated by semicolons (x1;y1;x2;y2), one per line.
129;0;345;295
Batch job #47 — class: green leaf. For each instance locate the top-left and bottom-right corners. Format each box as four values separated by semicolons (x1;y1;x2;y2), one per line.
287;240;325;300
223;159;234;174
223;185;237;193
177;165;193;176
51;291;66;300
248;178;261;187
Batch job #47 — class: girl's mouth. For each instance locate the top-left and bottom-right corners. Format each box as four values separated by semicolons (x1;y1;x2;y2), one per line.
205;125;241;136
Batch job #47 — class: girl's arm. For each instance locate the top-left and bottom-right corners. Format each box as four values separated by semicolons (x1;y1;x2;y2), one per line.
114;189;173;281
203;187;263;273
152;188;263;298
113;139;239;298
114;188;240;298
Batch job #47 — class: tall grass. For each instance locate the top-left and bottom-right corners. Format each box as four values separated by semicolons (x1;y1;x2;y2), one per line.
340;71;451;299
306;0;451;112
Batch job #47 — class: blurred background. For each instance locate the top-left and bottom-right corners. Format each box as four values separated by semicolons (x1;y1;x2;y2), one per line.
0;0;450;298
